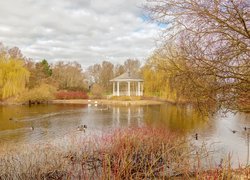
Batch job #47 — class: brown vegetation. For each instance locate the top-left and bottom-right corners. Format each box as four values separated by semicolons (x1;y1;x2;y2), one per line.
0;127;249;179
55;91;88;100
144;0;250;112
87;59;141;94
1;0;249;112
0;43;143;104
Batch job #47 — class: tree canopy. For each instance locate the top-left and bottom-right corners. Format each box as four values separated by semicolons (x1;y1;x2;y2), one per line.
145;0;250;111
0;57;29;99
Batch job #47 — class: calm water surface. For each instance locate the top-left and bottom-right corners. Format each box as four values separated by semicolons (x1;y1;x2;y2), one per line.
0;103;249;166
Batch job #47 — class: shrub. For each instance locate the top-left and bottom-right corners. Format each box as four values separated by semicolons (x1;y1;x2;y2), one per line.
0;127;248;179
90;84;104;99
55;91;88;100
18;83;56;103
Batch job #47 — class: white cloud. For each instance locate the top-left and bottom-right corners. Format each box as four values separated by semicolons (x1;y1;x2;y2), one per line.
0;0;160;66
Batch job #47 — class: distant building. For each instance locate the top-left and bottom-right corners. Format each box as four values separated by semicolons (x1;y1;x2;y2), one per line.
110;71;144;96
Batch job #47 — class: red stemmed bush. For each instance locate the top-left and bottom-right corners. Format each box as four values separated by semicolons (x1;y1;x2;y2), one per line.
0;127;249;179
55;91;88;100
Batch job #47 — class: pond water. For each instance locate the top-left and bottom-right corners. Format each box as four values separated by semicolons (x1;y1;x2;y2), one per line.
0;103;249;167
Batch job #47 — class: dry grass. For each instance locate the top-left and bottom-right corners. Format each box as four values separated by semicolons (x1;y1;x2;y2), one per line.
0;127;249;179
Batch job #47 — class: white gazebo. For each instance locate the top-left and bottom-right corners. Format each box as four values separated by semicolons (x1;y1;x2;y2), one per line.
110;72;144;96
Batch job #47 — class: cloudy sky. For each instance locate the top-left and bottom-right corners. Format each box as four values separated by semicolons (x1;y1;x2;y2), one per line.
0;0;161;67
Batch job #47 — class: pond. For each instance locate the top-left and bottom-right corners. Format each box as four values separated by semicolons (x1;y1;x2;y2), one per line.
0;103;249;167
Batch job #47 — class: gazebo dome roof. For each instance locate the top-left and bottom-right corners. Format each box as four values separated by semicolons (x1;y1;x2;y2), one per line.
110;71;143;82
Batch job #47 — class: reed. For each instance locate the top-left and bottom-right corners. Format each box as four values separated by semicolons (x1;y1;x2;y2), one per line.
0;127;249;179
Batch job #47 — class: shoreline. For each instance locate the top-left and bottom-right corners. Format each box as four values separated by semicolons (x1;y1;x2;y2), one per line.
51;99;164;106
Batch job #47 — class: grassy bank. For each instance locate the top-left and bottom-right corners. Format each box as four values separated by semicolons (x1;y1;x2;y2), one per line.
0;127;249;179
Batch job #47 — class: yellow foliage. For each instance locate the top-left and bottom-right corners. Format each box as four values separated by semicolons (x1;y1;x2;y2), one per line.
0;57;29;99
90;84;104;99
142;51;183;102
18;83;56;103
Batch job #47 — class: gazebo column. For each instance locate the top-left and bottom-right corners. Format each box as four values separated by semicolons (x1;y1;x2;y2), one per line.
141;83;143;96
113;82;115;96
127;81;131;96
135;85;137;96
136;82;139;96
117;82;120;96
138;82;141;96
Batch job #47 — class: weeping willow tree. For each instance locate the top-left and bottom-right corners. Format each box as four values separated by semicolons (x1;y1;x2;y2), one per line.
142;64;178;102
0;57;30;99
142;45;187;103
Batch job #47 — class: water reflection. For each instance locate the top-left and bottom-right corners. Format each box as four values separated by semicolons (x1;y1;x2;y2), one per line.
0;104;87;145
143;104;208;132
111;106;143;128
200;112;250;166
0;104;249;166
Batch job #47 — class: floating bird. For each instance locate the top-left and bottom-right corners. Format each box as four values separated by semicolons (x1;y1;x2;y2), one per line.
77;125;87;132
229;128;237;134
195;133;198;140
9;117;18;122
244;127;250;131
30;126;34;131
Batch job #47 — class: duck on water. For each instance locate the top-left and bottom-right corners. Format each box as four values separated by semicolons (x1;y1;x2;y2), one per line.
77;125;87;132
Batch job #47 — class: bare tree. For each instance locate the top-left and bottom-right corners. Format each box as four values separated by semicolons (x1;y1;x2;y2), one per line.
114;64;125;76
52;61;87;91
99;61;114;92
8;47;23;59
145;0;250;111
87;63;101;84
124;59;141;73
87;61;114;93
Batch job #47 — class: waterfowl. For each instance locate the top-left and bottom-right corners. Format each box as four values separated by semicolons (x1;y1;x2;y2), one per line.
244;127;250;131
77;125;87;132
30;126;34;130
227;127;238;134
230;129;237;134
9;117;18;122
195;133;198;140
